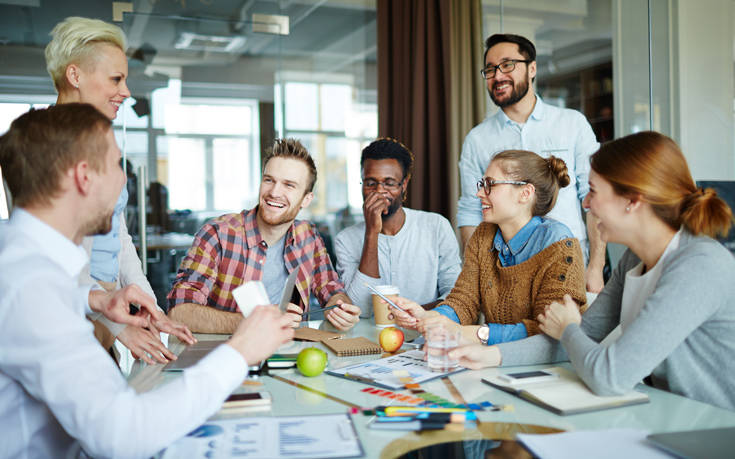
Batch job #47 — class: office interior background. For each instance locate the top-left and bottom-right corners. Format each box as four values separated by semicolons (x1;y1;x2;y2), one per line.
1;0;733;306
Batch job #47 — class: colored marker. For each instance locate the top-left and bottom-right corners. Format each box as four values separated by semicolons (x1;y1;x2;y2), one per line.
369;420;447;431
382;405;468;415
375;412;474;423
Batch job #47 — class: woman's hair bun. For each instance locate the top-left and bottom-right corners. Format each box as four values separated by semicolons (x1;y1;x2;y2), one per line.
547;156;570;188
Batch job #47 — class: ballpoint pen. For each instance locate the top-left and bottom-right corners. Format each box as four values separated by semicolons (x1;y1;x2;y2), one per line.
299;303;343;317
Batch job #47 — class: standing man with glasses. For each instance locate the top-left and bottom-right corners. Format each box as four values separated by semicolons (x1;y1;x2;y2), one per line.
457;33;606;293
334;138;461;316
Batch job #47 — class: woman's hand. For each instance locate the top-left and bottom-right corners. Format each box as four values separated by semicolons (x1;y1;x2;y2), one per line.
389;297;430;330
117;325;176;365
538;294;582;340
448;344;502;370
417;313;460;336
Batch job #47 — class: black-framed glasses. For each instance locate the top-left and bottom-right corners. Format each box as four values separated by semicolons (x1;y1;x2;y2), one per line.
480;59;531;79
476;177;528;195
362;179;403;191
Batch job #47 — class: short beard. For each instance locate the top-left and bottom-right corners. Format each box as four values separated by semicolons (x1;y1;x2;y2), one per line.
81;210;114;237
257;203;300;227
489;72;530;108
381;197;402;220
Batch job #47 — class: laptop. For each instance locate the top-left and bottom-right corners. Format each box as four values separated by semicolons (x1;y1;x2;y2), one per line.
646;427;735;459
163;269;300;371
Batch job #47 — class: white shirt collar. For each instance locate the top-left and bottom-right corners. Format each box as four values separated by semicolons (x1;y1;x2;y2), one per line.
9;208;88;278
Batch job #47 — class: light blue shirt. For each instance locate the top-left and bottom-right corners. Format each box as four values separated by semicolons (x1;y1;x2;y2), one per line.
456;96;598;257
89;186;128;283
493;217;573;267
436;217;574;345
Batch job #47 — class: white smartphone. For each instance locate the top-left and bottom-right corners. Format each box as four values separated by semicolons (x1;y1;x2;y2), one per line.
222;391;272;410
498;370;558;385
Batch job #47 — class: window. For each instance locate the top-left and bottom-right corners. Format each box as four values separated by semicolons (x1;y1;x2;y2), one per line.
278;79;377;217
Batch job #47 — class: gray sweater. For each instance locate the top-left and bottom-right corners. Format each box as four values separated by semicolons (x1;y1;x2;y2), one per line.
497;230;735;410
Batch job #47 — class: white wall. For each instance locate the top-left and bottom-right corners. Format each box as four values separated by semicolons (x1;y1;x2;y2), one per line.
676;0;735;180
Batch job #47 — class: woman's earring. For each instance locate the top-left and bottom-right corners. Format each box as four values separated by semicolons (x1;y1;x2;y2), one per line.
625;206;631;212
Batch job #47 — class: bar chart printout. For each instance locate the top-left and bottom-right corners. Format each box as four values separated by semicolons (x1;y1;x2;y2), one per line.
161;413;363;459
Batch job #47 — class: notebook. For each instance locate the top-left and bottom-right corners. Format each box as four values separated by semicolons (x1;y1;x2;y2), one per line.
482;366;649;415
294;327;343;342
321;337;381;357
647;427;735;459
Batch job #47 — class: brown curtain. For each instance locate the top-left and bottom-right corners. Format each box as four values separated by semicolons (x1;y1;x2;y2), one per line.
448;0;485;226
377;0;452;217
377;0;484;223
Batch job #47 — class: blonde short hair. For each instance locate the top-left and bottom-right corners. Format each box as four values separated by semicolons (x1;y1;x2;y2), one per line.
45;17;127;92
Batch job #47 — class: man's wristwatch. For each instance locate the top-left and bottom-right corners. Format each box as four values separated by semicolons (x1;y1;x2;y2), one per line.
477;325;490;345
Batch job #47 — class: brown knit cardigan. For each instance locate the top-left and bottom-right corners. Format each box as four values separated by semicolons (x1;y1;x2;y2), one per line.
445;222;587;336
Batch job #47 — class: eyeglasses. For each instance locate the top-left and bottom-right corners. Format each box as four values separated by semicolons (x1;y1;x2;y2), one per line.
480;59;531;79
362;179;403;191
476;177;528;195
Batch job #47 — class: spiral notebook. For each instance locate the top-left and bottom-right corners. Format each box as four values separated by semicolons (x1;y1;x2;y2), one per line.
321;337;381;357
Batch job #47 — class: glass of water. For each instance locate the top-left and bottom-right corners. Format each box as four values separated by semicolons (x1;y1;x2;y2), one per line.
425;323;460;372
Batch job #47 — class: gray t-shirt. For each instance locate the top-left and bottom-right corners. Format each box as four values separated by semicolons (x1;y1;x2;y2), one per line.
497;230;735;410
334;208;462;317
262;235;288;305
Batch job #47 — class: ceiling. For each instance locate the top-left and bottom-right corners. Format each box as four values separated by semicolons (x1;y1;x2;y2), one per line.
0;0;378;99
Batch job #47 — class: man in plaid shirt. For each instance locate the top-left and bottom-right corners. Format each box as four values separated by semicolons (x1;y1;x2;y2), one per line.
167;139;361;333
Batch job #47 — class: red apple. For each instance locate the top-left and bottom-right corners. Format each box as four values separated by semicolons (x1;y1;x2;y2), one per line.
379;327;404;353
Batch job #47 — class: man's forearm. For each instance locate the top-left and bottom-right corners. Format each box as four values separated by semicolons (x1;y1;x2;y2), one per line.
168;302;242;334
357;231;380;279
459;226;476;253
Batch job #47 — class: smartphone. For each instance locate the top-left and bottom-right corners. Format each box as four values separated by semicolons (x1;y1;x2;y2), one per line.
498;370;558;385
266;353;298;369
222;391;272;410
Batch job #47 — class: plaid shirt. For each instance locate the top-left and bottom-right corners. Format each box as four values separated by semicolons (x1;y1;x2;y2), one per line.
167;207;345;313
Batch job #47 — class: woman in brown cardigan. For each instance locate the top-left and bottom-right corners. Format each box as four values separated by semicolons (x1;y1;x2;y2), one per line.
392;150;586;345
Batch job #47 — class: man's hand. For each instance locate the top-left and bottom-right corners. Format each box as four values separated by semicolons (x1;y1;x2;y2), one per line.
117;325;176;365
285;302;304;328
448;344;502;370
363;191;390;235
227;306;294;364
585;266;605;293
88;285;161;329
538;294;582;340
325;301;361;331
89;285;196;345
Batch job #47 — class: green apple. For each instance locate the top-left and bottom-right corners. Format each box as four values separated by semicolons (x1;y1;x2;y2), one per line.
379;327;404;353
296;347;328;377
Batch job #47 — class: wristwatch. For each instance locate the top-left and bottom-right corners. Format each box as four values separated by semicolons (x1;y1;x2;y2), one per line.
477;325;490;345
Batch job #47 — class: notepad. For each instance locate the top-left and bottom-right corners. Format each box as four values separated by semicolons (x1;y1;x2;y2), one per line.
294;327;343;342
322;337;382;357
482;367;649;415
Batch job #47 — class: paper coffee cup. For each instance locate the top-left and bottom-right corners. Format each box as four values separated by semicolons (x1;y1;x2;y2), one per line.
372;285;400;328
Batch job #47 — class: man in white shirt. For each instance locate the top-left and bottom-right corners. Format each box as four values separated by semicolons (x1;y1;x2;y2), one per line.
0;104;293;458
457;33;606;292
335;138;462;315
